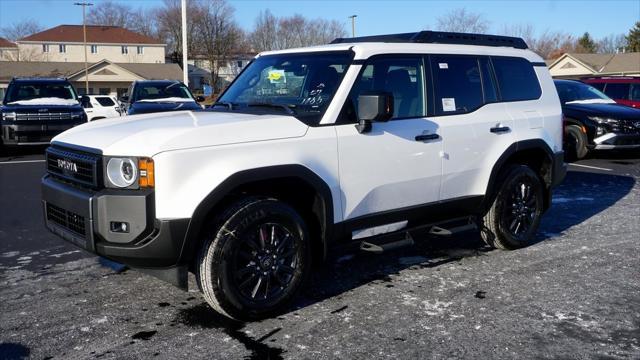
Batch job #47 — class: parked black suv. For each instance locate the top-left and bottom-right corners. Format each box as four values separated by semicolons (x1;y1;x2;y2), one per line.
1;78;87;151
554;79;640;159
120;80;204;115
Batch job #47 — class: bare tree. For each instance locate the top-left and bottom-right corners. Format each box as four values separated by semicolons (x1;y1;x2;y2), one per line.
597;34;627;53
0;19;42;41
249;12;346;52
499;24;578;59
87;0;133;28
156;0;202;63
435;8;489;34
194;0;243;92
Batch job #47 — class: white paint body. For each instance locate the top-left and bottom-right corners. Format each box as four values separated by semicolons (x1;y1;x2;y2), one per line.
84;95;122;121
52;42;562;232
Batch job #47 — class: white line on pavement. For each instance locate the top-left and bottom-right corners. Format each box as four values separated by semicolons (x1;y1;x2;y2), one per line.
569;163;613;172
0;159;46;165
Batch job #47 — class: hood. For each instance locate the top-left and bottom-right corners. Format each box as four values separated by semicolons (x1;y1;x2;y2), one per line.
52;110;309;156
2;102;84;113
129;100;201;115
562;102;640;120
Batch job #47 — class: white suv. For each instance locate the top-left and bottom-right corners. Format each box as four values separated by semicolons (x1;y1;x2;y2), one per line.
81;95;122;121
41;31;566;320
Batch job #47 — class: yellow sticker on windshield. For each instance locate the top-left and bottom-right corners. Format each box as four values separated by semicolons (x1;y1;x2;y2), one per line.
267;69;285;84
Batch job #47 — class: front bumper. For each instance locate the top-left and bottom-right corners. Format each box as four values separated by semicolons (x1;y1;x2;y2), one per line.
41;175;190;287
1;121;83;145
593;132;640;149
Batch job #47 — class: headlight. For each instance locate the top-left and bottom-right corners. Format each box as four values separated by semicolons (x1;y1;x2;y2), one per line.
3;112;16;121
71;111;85;120
106;158;137;188
588;116;619;125
104;157;154;189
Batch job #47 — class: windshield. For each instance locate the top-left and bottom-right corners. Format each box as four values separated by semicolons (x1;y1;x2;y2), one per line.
555;81;614;104
216;51;354;125
4;82;78;104
133;82;194;102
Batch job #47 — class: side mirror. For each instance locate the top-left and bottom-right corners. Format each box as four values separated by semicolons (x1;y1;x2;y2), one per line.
80;95;90;107
356;92;394;134
196;95;205;103
119;95;129;103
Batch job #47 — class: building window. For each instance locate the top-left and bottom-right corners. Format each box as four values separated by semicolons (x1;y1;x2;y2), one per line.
121;46;128;54
91;45;98;54
59;44;66;53
136;46;143;55
99;88;111;95
42;44;49;53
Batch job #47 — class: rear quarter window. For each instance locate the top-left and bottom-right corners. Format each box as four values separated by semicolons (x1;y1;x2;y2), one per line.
95;97;115;106
492;57;541;101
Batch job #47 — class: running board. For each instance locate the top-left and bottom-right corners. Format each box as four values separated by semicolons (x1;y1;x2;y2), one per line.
360;232;414;254
428;222;477;237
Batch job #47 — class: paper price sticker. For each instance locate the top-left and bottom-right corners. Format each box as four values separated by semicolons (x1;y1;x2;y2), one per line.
442;98;456;112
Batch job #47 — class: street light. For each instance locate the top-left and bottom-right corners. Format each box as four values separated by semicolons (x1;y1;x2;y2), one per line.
348;15;357;38
74;2;93;95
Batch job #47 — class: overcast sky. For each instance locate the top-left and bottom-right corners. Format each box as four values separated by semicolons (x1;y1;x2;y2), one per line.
1;0;638;40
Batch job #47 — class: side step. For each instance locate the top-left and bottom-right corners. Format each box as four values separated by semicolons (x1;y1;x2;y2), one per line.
428;218;477;237
360;232;414;254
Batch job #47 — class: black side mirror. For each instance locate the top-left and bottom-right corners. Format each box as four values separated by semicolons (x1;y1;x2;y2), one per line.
196;95;205;103
355;92;394;133
80;95;90;107
119;95;129;103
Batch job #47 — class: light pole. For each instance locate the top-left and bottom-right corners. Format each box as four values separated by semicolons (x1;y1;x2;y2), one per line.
181;0;188;86
348;15;357;38
74;2;93;95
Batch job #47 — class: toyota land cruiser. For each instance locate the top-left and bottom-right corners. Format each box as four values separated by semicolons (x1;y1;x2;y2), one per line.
41;31;566;320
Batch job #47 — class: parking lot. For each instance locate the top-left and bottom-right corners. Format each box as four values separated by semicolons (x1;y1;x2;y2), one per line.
1;148;639;359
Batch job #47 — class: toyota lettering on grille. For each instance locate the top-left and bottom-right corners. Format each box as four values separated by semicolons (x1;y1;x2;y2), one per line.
57;159;78;173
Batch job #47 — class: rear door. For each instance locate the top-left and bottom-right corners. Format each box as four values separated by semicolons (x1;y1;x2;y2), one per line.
430;55;515;201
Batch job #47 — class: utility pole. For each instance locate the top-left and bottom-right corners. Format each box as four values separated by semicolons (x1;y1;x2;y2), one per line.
181;0;188;86
74;2;93;95
348;15;357;38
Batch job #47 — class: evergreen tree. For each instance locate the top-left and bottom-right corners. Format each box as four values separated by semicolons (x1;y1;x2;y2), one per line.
577;32;598;53
627;21;640;52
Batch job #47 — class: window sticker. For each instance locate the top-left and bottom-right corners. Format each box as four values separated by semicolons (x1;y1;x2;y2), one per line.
267;69;286;84
438;63;449;69
442;98;456;112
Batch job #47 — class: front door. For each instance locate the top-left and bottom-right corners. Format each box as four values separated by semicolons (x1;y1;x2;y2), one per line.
335;56;442;230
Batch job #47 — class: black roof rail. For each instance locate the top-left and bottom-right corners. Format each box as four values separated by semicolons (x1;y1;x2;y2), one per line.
331;30;528;49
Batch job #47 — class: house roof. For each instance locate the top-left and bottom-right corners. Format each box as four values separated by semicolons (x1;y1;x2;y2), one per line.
19;25;164;45
0;37;17;48
0;60;183;82
550;52;640;74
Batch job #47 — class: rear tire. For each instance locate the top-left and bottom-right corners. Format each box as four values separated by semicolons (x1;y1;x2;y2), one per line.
481;165;544;250
196;197;311;321
564;125;588;160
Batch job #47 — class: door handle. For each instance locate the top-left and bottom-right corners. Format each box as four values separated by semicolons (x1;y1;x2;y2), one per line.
415;133;440;141
490;126;511;133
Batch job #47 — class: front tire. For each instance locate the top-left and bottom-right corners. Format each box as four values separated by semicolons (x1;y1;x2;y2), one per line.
481;165;544;250
197;197;311;320
564;125;588;160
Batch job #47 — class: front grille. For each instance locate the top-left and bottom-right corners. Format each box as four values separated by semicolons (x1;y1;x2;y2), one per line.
15;112;74;121
46;203;86;236
46;146;101;188
618;121;640;134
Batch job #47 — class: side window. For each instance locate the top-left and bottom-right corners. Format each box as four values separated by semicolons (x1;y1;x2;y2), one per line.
341;56;425;123
96;97;115;107
590;82;606;91
630;84;640;101
492;57;541;101
603;83;630;100
432;56;483;115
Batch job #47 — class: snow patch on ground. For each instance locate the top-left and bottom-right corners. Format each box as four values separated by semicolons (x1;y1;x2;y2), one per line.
48;250;81;258
552;197;595;203
1;251;20;258
421;300;453;316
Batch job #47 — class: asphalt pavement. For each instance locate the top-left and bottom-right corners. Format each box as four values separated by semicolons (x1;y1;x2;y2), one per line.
1;147;639;359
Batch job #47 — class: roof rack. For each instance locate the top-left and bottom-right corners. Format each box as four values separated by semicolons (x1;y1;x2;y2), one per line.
331;31;528;50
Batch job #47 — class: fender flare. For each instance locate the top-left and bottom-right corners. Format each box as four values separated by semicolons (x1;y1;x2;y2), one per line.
482;139;555;211
177;164;335;264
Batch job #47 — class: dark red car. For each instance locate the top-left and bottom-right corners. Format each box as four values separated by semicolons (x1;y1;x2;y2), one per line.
582;76;640;108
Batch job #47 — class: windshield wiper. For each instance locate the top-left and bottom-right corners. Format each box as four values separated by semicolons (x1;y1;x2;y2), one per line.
246;102;296;115
212;101;237;110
